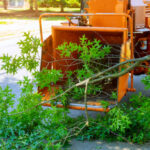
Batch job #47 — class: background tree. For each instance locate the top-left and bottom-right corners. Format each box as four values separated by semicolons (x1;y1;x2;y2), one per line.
3;0;8;10
60;0;65;12
38;0;80;12
29;0;33;10
34;0;38;12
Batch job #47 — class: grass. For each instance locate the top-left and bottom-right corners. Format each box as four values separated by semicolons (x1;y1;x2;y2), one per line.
0;21;13;24
39;7;80;12
0;16;67;21
0;1;3;6
43;16;67;21
0;7;80;13
0;33;14;38
0;21;7;24
0;8;28;12
0;7;80;20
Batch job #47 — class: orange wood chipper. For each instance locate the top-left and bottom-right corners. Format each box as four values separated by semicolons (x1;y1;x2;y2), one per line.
39;0;150;112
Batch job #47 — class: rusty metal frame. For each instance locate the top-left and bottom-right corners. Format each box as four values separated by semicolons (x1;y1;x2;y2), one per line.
43;102;110;112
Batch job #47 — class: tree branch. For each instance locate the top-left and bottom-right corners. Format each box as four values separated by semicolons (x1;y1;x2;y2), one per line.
40;55;150;105
84;79;89;126
9;55;150;116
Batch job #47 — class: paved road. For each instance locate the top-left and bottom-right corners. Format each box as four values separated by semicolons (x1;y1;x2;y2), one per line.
0;19;62;106
0;19;62;40
0;20;150;150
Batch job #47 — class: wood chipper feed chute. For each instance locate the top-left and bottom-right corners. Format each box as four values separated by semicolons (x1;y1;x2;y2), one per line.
39;1;135;112
39;15;133;112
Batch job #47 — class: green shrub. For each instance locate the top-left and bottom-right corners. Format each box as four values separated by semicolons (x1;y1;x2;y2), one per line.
0;32;150;150
66;0;80;8
38;0;80;8
57;35;111;100
76;93;150;144
0;33;69;149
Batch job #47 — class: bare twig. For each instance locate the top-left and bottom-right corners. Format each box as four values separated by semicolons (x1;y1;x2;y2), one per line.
84;79;90;126
90;60;141;84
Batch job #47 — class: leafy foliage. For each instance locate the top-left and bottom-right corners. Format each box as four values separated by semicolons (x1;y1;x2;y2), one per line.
0;83;70;149
58;35;111;100
76;92;150;144
0;86;15;127
39;0;80;8
0;32;150;150
33;69;63;89
0;32;41;74
0;33;68;149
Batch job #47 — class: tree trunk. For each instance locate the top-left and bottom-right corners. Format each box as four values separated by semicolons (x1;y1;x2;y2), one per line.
34;0;38;13
81;0;84;12
3;0;8;10
30;0;33;10
60;0;64;12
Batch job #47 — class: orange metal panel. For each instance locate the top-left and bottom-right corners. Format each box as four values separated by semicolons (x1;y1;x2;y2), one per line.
51;26;126;75
40;35;53;70
118;40;131;102
40;26;129;108
87;0;128;13
86;0;128;27
42;103;110;112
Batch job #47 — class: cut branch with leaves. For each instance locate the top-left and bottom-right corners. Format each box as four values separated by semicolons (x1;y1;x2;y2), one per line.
1;33;150;149
39;55;150;105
